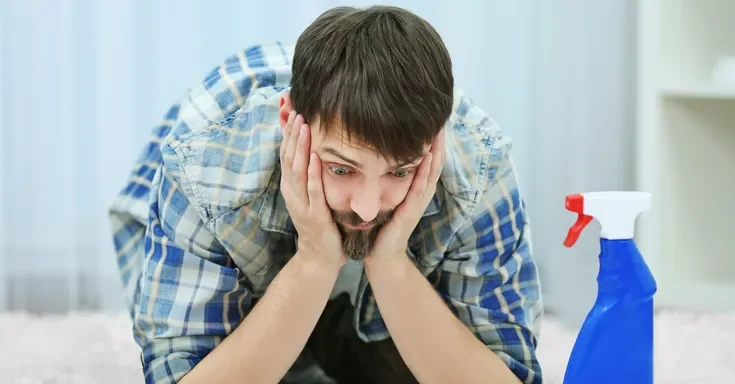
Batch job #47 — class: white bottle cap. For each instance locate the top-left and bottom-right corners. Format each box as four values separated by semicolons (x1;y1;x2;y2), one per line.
564;191;652;246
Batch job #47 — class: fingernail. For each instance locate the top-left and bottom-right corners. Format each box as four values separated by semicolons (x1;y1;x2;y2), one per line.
300;124;306;135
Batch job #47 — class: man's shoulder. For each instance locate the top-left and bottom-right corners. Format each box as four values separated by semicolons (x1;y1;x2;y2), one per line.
165;41;294;143
440;87;515;208
160;86;285;222
410;88;520;269
158;42;295;222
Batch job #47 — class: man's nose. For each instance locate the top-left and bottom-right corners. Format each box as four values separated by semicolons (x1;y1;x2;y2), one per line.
350;182;381;223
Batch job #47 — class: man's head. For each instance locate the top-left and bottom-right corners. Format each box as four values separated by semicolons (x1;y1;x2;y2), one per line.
280;5;453;260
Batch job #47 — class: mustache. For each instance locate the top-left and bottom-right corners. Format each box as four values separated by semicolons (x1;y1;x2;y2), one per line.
331;209;393;227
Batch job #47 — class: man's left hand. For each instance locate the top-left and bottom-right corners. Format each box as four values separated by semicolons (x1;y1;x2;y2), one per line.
368;129;446;263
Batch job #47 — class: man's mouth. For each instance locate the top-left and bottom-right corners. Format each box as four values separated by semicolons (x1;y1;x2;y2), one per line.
343;221;375;230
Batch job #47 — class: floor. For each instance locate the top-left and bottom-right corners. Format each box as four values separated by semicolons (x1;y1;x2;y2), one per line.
0;309;732;383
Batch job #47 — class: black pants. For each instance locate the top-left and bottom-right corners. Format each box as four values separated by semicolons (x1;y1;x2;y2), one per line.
284;293;419;384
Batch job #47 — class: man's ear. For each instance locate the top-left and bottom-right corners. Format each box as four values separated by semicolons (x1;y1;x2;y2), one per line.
279;93;293;128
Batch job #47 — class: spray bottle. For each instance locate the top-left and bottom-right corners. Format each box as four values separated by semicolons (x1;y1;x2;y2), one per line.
562;191;657;384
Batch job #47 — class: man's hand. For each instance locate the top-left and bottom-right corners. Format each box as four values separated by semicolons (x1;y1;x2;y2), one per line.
280;111;346;270
180;111;347;384
368;129;446;263
360;129;524;384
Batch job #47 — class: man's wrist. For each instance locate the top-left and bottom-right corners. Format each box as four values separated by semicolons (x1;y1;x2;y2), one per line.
293;251;343;280
364;250;412;277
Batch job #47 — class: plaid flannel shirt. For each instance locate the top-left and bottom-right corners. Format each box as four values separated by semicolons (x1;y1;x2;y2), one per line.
109;42;543;384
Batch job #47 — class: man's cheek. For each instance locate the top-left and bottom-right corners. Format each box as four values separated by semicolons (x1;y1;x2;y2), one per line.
321;174;345;209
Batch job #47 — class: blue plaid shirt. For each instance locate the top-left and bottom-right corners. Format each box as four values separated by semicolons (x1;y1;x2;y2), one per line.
109;42;543;384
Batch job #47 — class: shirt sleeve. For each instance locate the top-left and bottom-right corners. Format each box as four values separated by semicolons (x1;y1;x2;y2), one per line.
434;146;543;384
132;163;254;384
108;43;294;383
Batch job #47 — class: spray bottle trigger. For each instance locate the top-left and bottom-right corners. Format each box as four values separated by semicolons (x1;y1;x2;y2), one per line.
564;213;593;247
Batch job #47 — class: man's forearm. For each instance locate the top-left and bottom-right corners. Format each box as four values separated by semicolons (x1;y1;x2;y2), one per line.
364;253;521;384
181;252;340;384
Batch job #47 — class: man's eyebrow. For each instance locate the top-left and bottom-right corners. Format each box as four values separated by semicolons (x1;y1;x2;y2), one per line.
321;146;425;170
393;155;425;169
321;147;363;169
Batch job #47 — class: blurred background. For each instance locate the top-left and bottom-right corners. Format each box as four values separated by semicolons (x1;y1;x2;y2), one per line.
4;0;735;382
4;0;735;358
0;0;639;325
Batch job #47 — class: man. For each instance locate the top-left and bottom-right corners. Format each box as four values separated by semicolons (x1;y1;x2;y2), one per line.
109;5;543;384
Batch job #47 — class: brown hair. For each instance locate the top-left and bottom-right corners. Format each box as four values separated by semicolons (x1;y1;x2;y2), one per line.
290;5;453;164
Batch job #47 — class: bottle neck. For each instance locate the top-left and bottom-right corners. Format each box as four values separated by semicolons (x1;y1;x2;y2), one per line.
596;238;637;297
598;238;633;270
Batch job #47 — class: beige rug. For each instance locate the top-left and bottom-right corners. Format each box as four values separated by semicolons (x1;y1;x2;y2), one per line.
0;309;732;383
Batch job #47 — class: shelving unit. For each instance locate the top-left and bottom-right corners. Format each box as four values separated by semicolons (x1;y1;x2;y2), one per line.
660;83;735;100
637;0;735;312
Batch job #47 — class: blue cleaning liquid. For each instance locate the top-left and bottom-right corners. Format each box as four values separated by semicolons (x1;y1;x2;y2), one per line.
563;238;658;384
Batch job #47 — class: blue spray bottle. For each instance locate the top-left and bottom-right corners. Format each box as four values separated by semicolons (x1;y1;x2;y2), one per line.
562;191;657;384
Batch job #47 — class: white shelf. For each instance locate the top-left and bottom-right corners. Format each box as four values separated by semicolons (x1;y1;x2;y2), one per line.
637;0;735;313
660;83;735;99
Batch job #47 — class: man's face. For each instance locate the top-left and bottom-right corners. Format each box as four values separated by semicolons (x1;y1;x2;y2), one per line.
309;117;429;261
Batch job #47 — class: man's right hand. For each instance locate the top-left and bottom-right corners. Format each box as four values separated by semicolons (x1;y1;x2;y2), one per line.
180;112;345;384
179;113;346;383
280;111;346;269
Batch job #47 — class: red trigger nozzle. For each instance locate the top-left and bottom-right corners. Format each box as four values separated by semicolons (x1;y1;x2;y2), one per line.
564;194;592;247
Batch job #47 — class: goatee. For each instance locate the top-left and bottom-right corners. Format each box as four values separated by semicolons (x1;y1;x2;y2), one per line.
331;209;393;261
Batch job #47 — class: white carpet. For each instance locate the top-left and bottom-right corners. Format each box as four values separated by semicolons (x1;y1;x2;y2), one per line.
0;309;732;383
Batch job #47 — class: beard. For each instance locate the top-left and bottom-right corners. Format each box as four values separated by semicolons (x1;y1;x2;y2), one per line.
331;209;393;261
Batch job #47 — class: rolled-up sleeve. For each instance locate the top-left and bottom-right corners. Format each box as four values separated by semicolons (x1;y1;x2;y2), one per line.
436;148;543;383
134;165;253;383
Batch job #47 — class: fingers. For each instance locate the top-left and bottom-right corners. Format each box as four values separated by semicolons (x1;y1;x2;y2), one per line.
409;152;433;199
429;129;445;182
280;110;296;160
291;123;311;197
307;153;327;210
283;114;304;170
392;152;432;220
280;113;306;210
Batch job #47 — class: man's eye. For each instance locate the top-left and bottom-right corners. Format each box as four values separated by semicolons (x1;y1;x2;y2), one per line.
331;167;350;176
393;169;410;178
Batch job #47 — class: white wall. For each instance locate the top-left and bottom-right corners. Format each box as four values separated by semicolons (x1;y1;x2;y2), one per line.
0;13;5;311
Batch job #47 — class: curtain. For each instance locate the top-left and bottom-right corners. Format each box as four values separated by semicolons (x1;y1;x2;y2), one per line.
0;0;635;327
528;0;637;327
